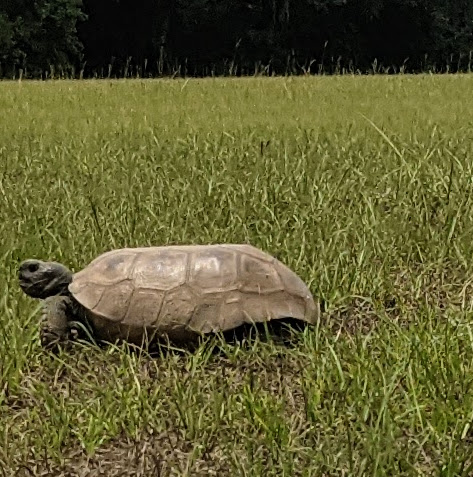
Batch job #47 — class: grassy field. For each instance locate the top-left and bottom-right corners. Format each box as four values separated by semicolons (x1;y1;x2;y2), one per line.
2;74;473;476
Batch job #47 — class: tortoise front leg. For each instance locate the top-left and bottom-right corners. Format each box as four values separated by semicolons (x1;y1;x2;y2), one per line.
40;295;73;350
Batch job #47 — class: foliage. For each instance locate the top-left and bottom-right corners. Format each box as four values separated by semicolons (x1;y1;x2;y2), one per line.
0;0;86;76
1;0;473;77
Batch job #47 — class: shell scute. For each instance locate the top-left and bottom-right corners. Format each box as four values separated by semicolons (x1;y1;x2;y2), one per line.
122;289;165;327
238;254;283;294
188;300;222;333
71;282;104;311
95;280;135;322
276;261;312;298
157;286;196;331
74;250;136;286
132;249;188;291
188;249;238;294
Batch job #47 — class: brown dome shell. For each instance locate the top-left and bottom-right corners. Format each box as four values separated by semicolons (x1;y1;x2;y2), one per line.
68;244;319;344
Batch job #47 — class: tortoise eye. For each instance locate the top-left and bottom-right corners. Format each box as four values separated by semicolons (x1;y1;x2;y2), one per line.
27;262;40;273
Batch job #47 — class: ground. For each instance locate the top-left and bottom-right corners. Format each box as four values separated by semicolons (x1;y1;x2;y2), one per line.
2;75;473;476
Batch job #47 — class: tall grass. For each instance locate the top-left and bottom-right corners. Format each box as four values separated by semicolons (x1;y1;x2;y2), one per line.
1;75;473;475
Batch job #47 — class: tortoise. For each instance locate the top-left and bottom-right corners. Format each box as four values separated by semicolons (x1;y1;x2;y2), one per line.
18;244;319;350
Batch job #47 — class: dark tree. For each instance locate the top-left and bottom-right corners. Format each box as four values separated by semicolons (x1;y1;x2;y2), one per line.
2;0;473;78
0;0;86;77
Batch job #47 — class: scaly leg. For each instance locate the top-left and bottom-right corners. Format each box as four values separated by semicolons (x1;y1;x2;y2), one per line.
40;295;73;350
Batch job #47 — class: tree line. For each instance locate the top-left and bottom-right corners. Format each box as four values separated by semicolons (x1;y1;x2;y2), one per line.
1;0;473;79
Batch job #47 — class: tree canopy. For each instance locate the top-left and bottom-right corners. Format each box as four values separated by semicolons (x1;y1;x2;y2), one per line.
1;0;472;78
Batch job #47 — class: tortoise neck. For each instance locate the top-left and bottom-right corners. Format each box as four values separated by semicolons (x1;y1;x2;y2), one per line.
45;268;73;297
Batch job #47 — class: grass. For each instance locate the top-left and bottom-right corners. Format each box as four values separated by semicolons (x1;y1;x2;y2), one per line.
1;74;473;475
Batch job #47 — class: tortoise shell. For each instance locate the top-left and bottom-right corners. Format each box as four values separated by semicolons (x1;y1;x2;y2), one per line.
68;244;319;344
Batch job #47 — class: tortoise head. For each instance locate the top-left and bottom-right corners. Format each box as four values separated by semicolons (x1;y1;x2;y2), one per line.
18;259;73;299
